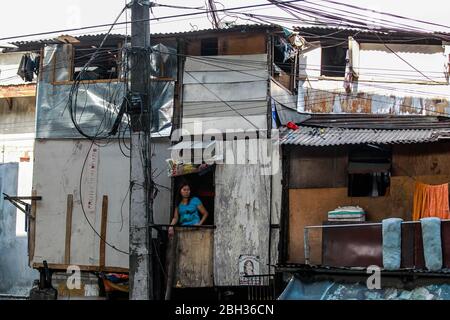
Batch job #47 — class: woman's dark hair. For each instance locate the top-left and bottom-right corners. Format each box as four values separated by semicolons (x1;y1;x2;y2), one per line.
176;182;193;206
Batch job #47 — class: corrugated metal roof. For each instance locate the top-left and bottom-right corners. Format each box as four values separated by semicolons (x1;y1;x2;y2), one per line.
301;114;450;130
280;126;446;146
151;23;279;38
294;24;450;36
9;24;277;47
10;33;127;51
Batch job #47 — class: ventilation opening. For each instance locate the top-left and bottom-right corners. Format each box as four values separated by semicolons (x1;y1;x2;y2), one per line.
321;45;347;77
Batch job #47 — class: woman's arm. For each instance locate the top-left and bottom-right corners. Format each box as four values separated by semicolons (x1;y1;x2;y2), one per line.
168;208;179;238
196;204;209;226
170;207;179;226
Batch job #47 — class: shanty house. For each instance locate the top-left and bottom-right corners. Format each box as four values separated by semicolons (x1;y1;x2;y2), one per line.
274;26;450;299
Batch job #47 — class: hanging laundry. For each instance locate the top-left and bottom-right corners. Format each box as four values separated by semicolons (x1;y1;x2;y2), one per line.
420;217;443;271
412;182;450;220
275;37;297;63
343;49;353;93
17;54;36;82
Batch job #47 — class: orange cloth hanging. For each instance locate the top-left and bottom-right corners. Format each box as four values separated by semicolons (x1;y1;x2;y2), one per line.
413;183;427;221
412;182;450;220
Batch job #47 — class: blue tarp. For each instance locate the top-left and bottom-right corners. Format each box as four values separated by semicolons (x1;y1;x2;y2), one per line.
279;277;450;300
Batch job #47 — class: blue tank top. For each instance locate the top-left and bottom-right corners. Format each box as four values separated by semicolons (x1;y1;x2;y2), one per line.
178;197;202;226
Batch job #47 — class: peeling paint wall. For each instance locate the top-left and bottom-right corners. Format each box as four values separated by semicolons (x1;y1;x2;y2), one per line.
297;43;450;115
214;163;271;286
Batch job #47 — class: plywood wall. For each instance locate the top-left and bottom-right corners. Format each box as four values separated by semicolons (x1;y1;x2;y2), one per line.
175;229;214;288
186;33;266;56
287;142;450;264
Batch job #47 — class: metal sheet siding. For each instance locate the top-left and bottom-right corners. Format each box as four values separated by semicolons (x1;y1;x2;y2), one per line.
182;55;269;133
280;126;438;146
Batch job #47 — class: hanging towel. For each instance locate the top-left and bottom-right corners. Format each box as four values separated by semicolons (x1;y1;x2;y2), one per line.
413;182;449;221
413;183;428;221
424;184;449;219
382;218;403;270
420;217;443;271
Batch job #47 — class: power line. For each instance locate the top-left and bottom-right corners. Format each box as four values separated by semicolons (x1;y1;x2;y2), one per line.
0;0;305;42
319;0;450;31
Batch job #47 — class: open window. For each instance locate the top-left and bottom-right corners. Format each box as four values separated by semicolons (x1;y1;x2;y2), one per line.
348;145;391;197
72;46;119;81
273;36;296;91
321;44;348;77
201;38;218;56
173;169;215;226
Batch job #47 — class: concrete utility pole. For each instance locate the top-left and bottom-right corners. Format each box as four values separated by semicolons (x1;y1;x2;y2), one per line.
129;0;153;300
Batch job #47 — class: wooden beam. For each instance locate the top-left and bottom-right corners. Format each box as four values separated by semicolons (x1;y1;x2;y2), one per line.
0;84;36;98
64;194;74;265
33;262;128;273
28;190;37;265
99;195;108;270
57;35;80;44
51;79;123;86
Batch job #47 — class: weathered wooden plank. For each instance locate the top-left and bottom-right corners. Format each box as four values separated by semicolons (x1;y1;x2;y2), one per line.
0;84;36;98
99;195;108;270
32;262;128;273
219;34;267;55
64;194;73;265
28;189;37;265
174;228;214;288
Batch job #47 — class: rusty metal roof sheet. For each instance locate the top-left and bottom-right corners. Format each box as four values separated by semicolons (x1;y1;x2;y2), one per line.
280;126;446;146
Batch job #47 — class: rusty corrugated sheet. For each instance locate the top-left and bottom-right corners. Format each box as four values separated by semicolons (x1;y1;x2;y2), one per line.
300;89;450;116
280;126;441;146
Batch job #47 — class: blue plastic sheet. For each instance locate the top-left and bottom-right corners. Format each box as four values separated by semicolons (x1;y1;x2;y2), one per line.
279;277;450;300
